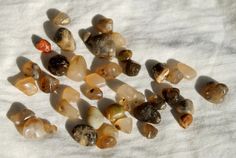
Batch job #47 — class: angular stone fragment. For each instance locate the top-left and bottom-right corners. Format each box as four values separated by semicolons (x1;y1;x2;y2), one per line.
177;62;197;80
84;73;106;88
53;12;71;25
117;49;132;61
166;62;184;84
15;76;38;96
178;113;193;129
95;17;113;33
139;122;158;139
56;99;80;119
95;62;122;80
61;86;80;103
152;63;169;83
175;99;194;115
87;106;104;129
114;117;132;134
38;72;60;93
122;59;141;76
48;55;69;76
104;104;125;123
21;61;41;80
35;39;51;53
54;27;76;52
162;87;181;105
81;84;103;100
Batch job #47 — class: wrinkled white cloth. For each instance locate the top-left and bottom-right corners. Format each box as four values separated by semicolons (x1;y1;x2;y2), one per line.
0;0;236;158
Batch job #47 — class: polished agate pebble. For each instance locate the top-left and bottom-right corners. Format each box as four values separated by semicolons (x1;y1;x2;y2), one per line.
95;62;122;80
147;94;166;110
114;117;132;134
178;113;193;129
104;104;125;123
81;84;103;100
95;17;113;33
175;99;194;115
162;87;181;105
177;62;197;80
8;107;35;125
15;76;38;96
87;106;104;129
72;124;97;146
166;62;184;84
152;63;169;83
67;55;87;81
139;122;158;139
200;81;228;104
122;59;141;76
53;12;71;25
61;86;80;103
38;72;60;93
21;61;41;80
133;102;161;124
35;39;51;53
117;49;132;61
84;73;106;88
48;55;69;76
54;27;76;52
56;99;80;119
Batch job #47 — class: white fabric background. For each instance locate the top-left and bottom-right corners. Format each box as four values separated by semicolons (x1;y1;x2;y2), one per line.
0;0;236;158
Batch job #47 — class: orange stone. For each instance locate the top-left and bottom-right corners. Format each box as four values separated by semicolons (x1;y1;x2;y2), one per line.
35;39;51;53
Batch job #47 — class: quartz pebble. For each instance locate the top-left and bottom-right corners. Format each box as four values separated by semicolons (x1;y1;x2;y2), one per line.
72;124;97;146
122;59;141;76
56;99;80;119
95;17;113;33
87;106;104;129
175;99;194;115
54;28;76;52
177;62;197;80
166;62;184;84
111;32;126;51
178;113;193;129
21;61;41;80
117;49;132;61
8;107;35;125
162;87;181;105
114;117;132;134
105;104;125;123
53;12;71;25
35;39;51;53
48;55;69;76
84;73;106;88
139;122;158;139
152;63;169;83
38;72;60;93
61;86;80;103
15;76;38;96
95;62;122;80
147;94;166;110
81;84;103;100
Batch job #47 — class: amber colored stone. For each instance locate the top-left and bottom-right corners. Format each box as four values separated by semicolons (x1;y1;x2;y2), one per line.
81;84;103;100
35;39;51;53
139;122;158;139
96;123;118;149
111;32;126;51
41;119;57;134
152;63;169;83
48;55;69;76
95;17;113;33
175;99;194;115
21;61;41;80
147;94;166;110
114;117;132;134
72;124;97;146
177;62;197;80
67;55;87;81
56;99;80;119
162;87;181;105
87;106;104;129
104;104;125;123
200;81;228;104
53;12;71;25
84;73;106;88
82;31;91;42
54;27;76;52
8;107;35;125
179;113;193;129
61;86;80;103
38;72;60;93
95;62;122;80
166;62;184;84
122;59;141;76
117;49;132;61
15;76;38;96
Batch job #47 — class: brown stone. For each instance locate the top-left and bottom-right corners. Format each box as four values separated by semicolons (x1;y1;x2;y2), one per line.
95;17;113;33
38;72;60;93
48;55;69;76
117;49;132;61
21;61;41;80
178;113;193;129
139;122;158;139
152;63;169;83
95;62;122;80
15;76;38;96
122;59;141;76
81;84;103;100
104;104;125;123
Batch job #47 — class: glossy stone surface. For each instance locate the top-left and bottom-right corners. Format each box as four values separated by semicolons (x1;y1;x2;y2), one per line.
105;104;125;123
15;76;38;96
111;32;126;51
122;59;141;76
178;114;193;129
56;99;80;119
177;62;197;80
84;73;106;88
81;84;103;100
175;99;194;114
21;61;41;80
8;107;35;125
48;55;69;76
72;124;97;146
95;17;113;33
95;62;122;80
152;63;169;83
166;62;184;84
114;117;132;134
139;122;158;139
38;72;60;93
147;94;166;110
67;55;87;81
35;39;51;53
87;106;104;129
53;12;71;25
162;87;181;105
61;87;80;103
54;27;76;52
117;49;132;61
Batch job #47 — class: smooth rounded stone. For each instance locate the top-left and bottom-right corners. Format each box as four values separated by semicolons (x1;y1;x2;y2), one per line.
56;99;80;119
177;63;197;80
95;62;122;80
53;12;71;25
111;32;126;51
175;99;194;115
87;106;105;129
48;55;69;76
61;86;80;103
122;59;141;76
139;122;158;139
21;61;41;80
105;104;126;123
41;119;58;134
200;81;229;104
82;31;91;42
133;102;161;124
15;76;38;96
81;84;103;100
84;73;106;88
162;87;181;105
67;55;87;81
72;124;97;146
152;63;169;83
114;117;132;134
95;17;113;33
38;72;60;93
8;108;35;125
35;39;51;53
147;94;166;110
166;62;184;84
96;123;118;149
178;113;193;129
54;27;76;52
117;49;132;61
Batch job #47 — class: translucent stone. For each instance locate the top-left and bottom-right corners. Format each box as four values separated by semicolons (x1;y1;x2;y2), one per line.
177;63;197;80
152;63;169;83
61;87;80;103
15;76;38;96
84;73;106;88
67;55;87;81
82;31;91;42
95;17;113;33
117;49;132;61
72;124;97;146
162;87;181;105
175;99;194;114
38;72;60;93
95;62;122;80
8;107;35;125
87;106;104;129
48;55;69;76
56;99;80;119
122;59;141;76
139;122;158;139
81;84;103;100
104;104;125;123
147;94;166;110
133;102;161;124
178;113;193;129
111;32;126;51
114;117;132;134
35;39;51;53
96;123;118;149
53;12;71;25
166;62;184;84
200;81;228;104
21;61;41;80
54;27;76;52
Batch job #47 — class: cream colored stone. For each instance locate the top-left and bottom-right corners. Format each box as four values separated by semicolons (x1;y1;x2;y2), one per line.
15;77;38;96
114;117;132;134
177;63;197;80
61;86;80;103
87;106;104;129
56;99;80;119
84;73;106;88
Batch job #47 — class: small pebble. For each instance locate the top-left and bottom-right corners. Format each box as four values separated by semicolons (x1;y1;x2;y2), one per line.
122;59;141;76
35;39;51;53
48;55;69;76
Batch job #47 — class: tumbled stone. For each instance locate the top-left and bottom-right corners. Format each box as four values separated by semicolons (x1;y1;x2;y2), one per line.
111;32;126;51
95;62;122;80
72;124;97;146
177;62;197;80
200;81;228;104
53;12;71;25
95;17;113;33
48;55;69;76
21;61;41;80
38;72;60;93
147;94;166;110
56;99;80;119
133;102;161;124
81;84;103;100
117;49;132;61
122;59;141;76
8;107;35;125
82;31;91;42
166;62;184;84
175;99;194;115
35;39;51;53
54;27;76;52
15;76;38;96
162;87;181;105
96;123;118;149
139;122;158;139
152;63;169;83
61;86;80;103
67;55;87;81
87;106;104;129
114;117;132;134
178;113;193;129
104;104;125;123
84;73;106;88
